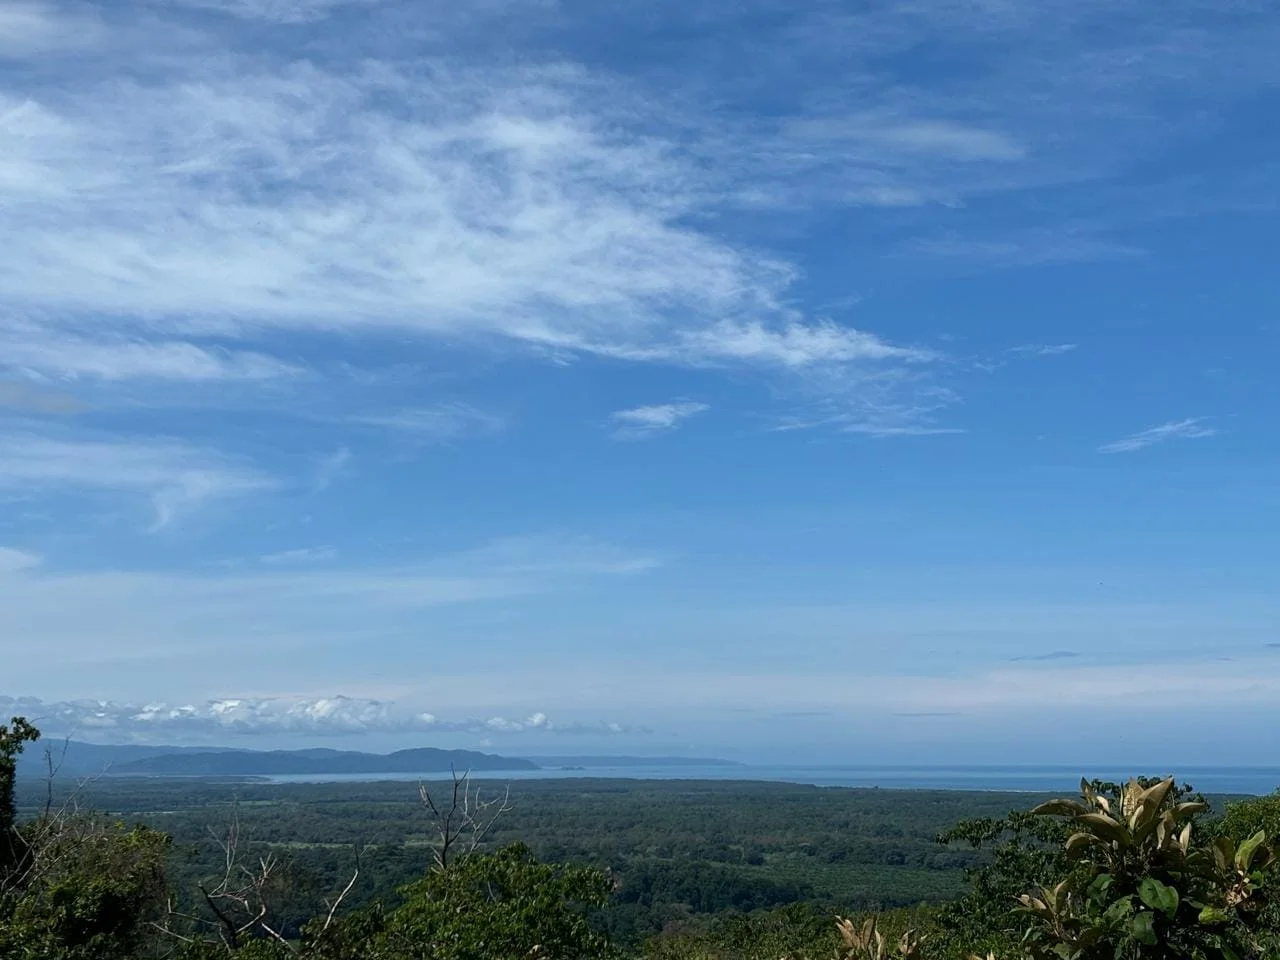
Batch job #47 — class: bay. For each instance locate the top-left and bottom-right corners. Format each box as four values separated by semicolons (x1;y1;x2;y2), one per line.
267;763;1280;795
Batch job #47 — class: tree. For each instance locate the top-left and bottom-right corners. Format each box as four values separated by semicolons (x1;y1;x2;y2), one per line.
1;717;175;960
304;843;617;960
417;769;512;871
156;806;361;957
0;716;40;881
0;818;171;960
1017;777;1278;960
930;800;1075;959
159;770;520;959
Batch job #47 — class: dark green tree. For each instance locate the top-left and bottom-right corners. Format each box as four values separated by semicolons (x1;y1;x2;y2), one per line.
0;819;171;960
929;805;1074;959
0;716;40;881
306;843;617;960
1;716;174;960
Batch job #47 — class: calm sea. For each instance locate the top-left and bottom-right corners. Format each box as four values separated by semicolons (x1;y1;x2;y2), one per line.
268;764;1280;795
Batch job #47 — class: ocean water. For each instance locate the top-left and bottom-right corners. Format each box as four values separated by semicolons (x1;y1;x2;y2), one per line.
268;764;1280;795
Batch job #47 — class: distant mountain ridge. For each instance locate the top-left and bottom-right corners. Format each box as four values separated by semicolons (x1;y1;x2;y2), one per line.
115;747;536;776
15;742;534;777
15;741;242;778
13;741;739;778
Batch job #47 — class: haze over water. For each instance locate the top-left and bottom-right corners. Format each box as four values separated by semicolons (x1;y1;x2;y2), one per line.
268;765;1280;796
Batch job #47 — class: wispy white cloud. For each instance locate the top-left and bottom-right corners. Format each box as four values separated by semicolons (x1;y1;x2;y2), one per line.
0;694;641;742
0;65;782;350
0;320;303;382
260;546;338;564
161;0;381;24
751;0;1280;206
350;404;504;442
673;320;933;369
890;659;1280;713
610;401;708;438
0;534;660;678
837;422;965;438
772;414;962;438
901;231;1145;268
1008;650;1080;663
446;535;663;578
769;372;961;438
0;433;273;527
0;2;105;59
490;655;1280;718
1007;343;1078;358
311;447;351;493
0;380;82;414
0;31;942;432
871;121;1025;162
784;115;1026;164
0;547;41;573
1099;418;1217;454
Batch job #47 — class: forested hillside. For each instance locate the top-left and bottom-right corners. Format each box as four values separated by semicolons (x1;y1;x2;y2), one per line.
5;718;1280;959
14;775;1023;945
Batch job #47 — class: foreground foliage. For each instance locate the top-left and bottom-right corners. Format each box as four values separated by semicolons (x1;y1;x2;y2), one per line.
3;719;172;960
307;843;616;960
6;717;1280;960
1017;777;1276;960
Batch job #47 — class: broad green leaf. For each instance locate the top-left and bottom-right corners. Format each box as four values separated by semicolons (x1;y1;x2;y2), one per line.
1078;812;1128;845
1171;801;1208;820
1130;911;1157;946
1034;799;1092;818
1103;896;1134;924
1235;831;1266;872
1138;778;1175;812
1068;832;1103;857
1213;836;1234;874
1178;822;1193;851
1087;873;1114;900
1138;878;1178;917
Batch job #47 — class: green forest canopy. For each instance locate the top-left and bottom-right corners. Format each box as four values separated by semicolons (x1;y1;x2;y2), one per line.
6;718;1280;960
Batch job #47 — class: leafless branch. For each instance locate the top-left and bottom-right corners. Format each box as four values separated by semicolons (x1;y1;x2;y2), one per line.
321;844;363;934
419;767;512;870
155;807;361;956
1;767;105;897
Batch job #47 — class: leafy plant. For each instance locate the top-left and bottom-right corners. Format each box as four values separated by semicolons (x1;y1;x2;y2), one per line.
0;819;171;960
834;915;926;960
931;803;1074;959
1018;777;1278;960
0;716;40;882
1;719;173;960
305;843;618;960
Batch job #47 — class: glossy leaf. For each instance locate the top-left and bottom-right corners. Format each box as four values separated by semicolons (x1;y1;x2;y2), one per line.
1138;877;1178;918
1033;799;1092;818
1130;911;1157;946
1235;831;1267;872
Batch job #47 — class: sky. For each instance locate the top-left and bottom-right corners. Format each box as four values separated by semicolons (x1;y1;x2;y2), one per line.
1;0;1279;766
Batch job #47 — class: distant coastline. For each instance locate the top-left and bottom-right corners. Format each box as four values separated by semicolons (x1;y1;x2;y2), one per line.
16;744;1280;795
514;755;743;768
15;741;741;779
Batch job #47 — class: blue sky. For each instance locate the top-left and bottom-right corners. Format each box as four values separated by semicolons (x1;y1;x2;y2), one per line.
2;0;1279;765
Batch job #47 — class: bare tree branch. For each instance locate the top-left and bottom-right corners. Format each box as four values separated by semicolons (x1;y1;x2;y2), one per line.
321;844;363;934
156;806;361;957
418;767;512;870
